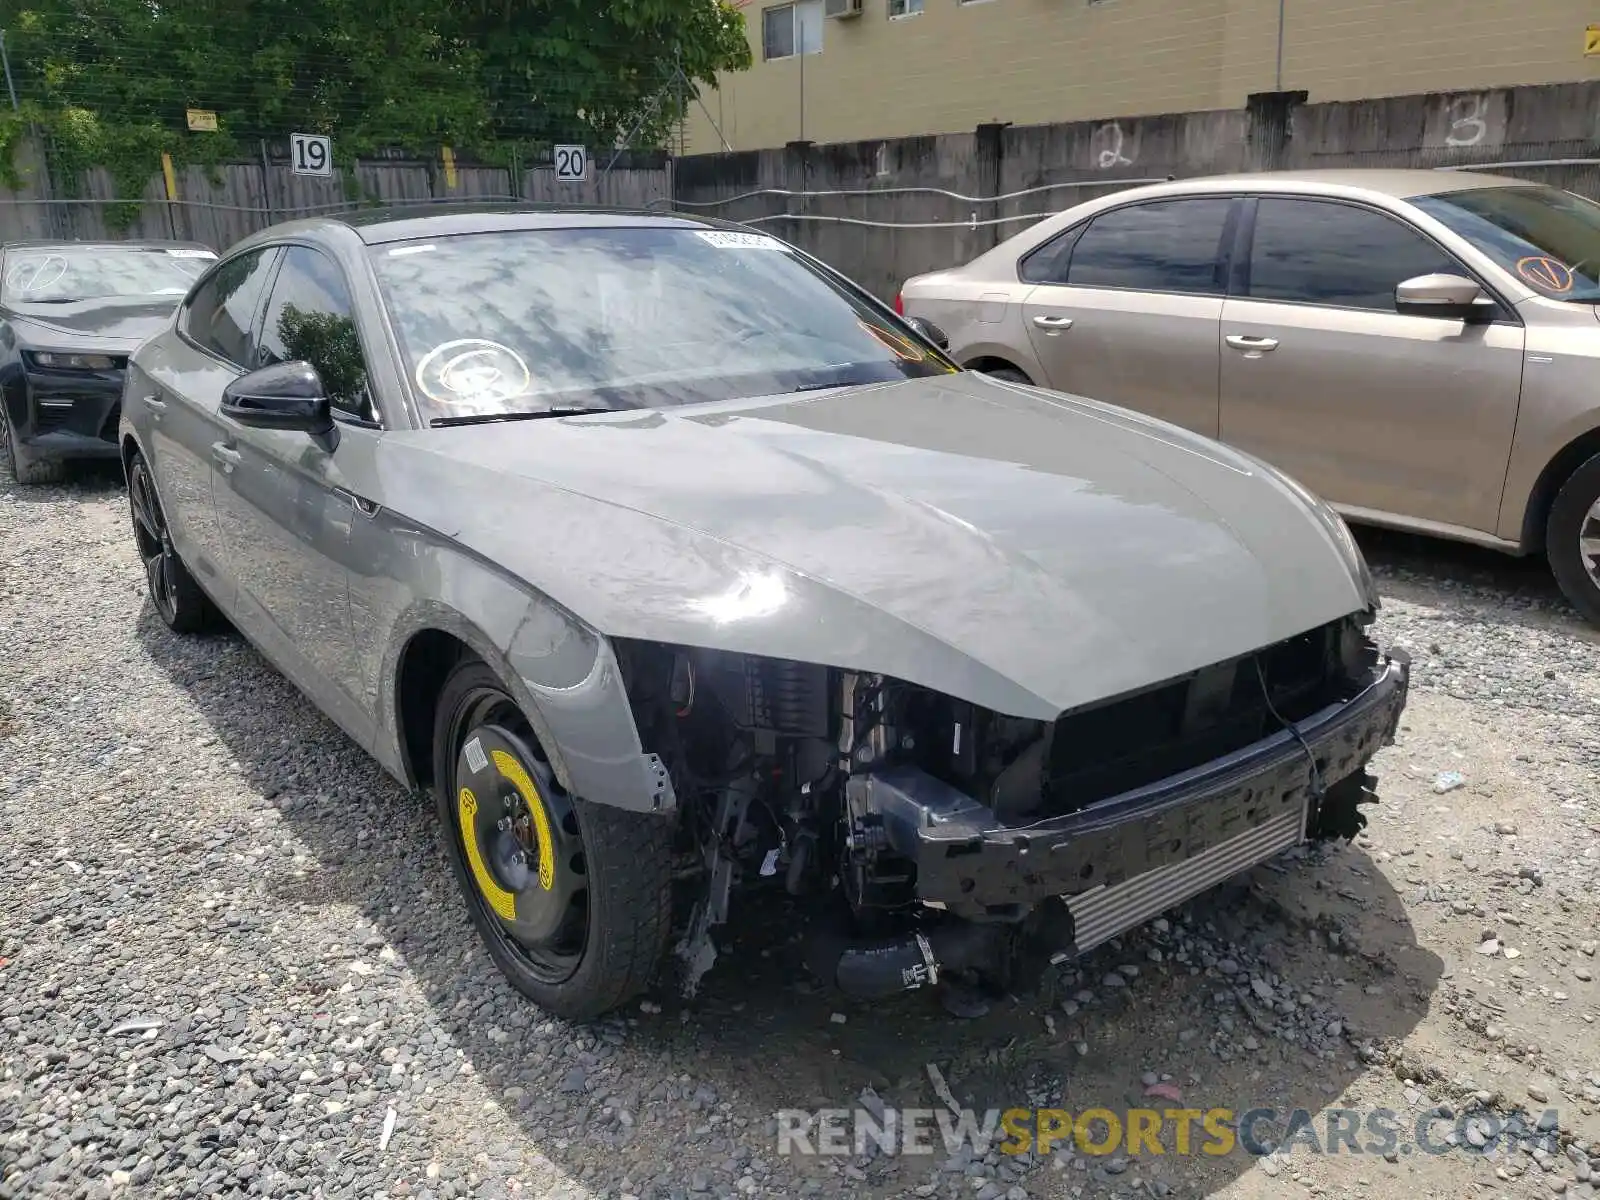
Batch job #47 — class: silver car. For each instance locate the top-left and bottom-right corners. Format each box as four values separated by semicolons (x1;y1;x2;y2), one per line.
899;170;1600;625
120;206;1407;1020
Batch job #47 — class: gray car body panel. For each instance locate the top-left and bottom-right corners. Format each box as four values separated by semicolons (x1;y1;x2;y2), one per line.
358;370;1366;718
122;211;1369;818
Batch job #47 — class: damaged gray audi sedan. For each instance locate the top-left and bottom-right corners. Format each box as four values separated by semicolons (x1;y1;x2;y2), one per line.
119;206;1409;1020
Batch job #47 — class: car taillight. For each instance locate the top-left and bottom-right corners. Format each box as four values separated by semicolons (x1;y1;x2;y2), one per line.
893;291;904;315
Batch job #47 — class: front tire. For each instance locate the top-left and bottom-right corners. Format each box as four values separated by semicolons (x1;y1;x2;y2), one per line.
127;450;214;633
1;398;65;486
431;658;674;1020
1545;451;1600;627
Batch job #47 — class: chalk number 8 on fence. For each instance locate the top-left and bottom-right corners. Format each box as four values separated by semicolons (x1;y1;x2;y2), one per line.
290;133;333;178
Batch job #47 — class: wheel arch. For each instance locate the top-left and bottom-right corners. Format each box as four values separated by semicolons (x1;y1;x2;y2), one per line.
963;355;1033;382
383;593;673;816
1517;426;1600;554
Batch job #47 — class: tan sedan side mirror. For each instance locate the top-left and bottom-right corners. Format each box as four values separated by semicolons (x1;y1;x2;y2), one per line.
1395;273;1495;320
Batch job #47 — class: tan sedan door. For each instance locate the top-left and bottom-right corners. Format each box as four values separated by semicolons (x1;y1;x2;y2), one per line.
1218;197;1524;536
1020;196;1238;438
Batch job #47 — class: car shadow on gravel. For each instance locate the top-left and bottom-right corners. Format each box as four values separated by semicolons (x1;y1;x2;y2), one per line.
136;604;1445;1199
1354;525;1599;640
0;457;124;503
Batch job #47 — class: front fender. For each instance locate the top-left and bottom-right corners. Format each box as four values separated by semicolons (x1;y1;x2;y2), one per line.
369;535;676;814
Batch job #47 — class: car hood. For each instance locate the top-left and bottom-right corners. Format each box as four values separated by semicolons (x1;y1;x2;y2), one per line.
376;372;1366;720
7;297;179;346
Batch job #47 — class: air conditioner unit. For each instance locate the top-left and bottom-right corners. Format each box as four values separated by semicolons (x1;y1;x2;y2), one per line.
825;0;863;18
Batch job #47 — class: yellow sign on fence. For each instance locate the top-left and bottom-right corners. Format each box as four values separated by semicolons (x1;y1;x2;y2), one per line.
441;145;458;189
1586;24;1600;56
160;153;178;202
186;108;218;132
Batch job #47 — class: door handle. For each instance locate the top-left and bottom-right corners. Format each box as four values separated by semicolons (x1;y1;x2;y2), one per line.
1032;315;1074;330
211;441;242;471
143;395;166;420
1225;334;1279;352
334;487;380;518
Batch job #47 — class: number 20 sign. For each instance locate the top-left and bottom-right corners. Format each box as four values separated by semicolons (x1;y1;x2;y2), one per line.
289;133;333;177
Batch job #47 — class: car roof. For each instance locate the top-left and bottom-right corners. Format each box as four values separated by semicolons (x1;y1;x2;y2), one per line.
0;237;216;252
237;203;736;249
1111;168;1538;202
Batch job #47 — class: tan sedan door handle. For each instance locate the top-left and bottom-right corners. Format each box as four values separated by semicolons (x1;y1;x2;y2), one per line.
1225;334;1279;352
1031;315;1074;330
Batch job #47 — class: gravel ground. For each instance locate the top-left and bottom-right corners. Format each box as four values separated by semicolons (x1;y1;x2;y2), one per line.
3;461;1600;1200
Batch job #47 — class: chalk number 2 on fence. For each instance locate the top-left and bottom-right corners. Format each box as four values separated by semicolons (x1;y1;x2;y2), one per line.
554;145;588;182
290;133;333;177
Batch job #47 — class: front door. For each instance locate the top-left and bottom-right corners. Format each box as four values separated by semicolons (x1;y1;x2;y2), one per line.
211;244;380;747
1218;197;1525;535
1020;195;1238;438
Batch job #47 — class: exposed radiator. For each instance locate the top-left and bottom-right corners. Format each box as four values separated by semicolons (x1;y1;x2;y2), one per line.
1063;799;1307;955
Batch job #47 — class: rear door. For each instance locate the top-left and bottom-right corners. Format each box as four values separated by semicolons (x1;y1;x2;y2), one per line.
1217;196;1525;533
140;246;280;600
1020;195;1239;437
211;244;379;746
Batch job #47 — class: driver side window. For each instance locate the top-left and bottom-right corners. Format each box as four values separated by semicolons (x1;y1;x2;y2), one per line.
256;246;376;423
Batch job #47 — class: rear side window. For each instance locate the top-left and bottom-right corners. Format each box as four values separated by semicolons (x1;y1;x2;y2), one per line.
1246;198;1459;311
1064;198;1233;295
1019;225;1086;284
181;248;278;366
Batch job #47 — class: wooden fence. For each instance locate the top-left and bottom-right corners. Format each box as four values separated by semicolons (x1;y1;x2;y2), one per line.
0;140;670;249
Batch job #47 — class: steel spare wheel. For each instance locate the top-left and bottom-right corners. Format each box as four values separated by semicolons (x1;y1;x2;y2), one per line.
452;721;589;983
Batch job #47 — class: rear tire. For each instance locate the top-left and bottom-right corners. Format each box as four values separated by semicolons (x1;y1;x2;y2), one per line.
431;658;674;1020
980;366;1032;385
1545;451;1600;628
127;450;215;633
1;400;65;485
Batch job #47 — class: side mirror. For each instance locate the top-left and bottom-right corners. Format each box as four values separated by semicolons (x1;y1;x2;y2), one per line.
222;361;333;434
904;314;950;351
1395;273;1495;320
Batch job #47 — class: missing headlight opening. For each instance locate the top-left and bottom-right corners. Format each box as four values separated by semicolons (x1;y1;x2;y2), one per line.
613;614;1408;1014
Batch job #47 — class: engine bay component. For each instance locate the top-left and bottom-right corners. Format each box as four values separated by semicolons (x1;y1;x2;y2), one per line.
619;616;1408;1007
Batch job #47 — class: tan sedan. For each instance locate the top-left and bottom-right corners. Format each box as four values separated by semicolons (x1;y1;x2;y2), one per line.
897;170;1600;624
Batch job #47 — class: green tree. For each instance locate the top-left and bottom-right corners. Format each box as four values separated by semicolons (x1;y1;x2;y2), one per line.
0;0;749;155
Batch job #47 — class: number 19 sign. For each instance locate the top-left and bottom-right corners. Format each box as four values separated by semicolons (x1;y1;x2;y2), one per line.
289;133;333;177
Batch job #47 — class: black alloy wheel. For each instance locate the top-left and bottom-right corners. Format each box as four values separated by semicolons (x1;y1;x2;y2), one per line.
127;451;212;633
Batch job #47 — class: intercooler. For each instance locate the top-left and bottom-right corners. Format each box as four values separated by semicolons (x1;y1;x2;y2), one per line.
1062;795;1308;954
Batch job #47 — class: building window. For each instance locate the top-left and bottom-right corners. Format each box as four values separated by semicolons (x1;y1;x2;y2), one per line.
888;0;923;16
763;0;823;59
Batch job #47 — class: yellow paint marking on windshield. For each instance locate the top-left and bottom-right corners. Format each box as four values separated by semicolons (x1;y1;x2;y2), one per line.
458;786;517;920
491;750;556;892
857;319;927;363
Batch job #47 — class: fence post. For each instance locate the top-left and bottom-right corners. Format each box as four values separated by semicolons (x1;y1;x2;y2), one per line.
973;121;1009;254
1244;90;1308;172
783;140;813;238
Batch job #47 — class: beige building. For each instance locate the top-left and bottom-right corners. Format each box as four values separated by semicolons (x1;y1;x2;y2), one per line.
684;0;1600;153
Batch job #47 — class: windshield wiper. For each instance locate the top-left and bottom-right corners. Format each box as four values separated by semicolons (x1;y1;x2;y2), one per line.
429;405;619;428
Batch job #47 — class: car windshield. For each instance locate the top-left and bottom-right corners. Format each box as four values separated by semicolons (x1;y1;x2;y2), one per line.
1;245;216;304
367;226;956;421
1412;184;1600;302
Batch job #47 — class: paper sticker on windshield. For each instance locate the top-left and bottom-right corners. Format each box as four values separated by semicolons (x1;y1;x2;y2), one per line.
415;338;531;410
1516;256;1574;294
695;230;784;251
165;248;217;259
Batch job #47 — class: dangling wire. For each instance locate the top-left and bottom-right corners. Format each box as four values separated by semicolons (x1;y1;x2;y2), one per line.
1254;656;1326;800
